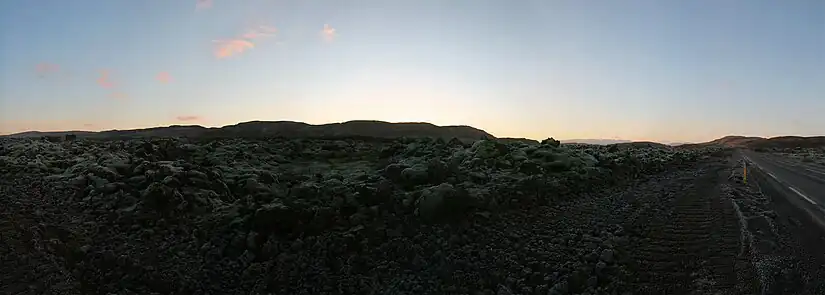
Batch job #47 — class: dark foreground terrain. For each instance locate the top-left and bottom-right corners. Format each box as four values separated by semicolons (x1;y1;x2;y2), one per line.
2;137;824;295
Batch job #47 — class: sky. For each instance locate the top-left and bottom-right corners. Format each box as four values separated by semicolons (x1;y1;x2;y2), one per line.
0;0;823;143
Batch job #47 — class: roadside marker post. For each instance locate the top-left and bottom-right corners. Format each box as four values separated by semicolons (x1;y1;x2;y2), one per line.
743;160;747;184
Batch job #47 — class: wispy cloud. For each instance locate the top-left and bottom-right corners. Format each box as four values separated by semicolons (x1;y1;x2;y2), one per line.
195;0;212;10
156;71;173;84
241;25;277;39
83;123;95;128
213;39;255;58
176;115;201;121
212;25;277;58
321;24;336;42
35;63;60;78
97;70;115;88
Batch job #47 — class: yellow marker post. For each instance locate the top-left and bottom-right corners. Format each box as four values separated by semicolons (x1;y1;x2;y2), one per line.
743;160;747;184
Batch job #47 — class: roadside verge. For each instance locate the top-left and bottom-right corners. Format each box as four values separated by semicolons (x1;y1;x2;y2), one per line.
740;154;825;230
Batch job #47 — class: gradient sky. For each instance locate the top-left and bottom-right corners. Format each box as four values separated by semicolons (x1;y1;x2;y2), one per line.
1;0;823;142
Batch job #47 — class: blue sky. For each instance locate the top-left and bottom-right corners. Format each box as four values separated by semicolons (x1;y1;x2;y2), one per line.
0;0;823;142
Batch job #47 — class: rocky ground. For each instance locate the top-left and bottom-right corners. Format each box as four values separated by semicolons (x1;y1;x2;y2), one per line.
2;137;824;294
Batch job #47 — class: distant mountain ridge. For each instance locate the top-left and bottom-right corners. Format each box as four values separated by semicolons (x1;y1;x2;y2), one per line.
560;139;632;145
5;122;823;149
2;120;494;141
560;139;692;146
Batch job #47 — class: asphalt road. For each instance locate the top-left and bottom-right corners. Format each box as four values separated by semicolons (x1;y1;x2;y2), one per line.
741;149;825;228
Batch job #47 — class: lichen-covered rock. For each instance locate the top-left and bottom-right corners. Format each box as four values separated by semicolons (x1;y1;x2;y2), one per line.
400;165;429;186
541;137;561;148
252;201;313;236
471;140;506;159
518;160;543;175
415;183;473;221
141;182;175;211
426;159;449;183
383;163;405;180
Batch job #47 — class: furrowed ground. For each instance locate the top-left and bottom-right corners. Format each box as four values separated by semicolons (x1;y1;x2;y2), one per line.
2;137;824;294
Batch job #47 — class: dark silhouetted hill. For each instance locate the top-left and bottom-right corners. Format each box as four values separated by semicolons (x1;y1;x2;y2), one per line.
209;120;494;139
747;136;825;149
2;120;494;141
7;123;822;149
5;131;98;138
709;136;765;147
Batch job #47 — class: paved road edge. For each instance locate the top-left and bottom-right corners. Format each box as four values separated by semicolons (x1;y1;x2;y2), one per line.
741;152;825;231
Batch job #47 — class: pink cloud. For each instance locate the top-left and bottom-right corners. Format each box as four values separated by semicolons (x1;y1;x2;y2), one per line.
195;0;212;10
176;115;201;121
83;123;95;128
211;24;278;59
156;72;172;84
321;24;336;42
212;39;255;58
97;70;115;88
240;32;263;40
35;63;60;78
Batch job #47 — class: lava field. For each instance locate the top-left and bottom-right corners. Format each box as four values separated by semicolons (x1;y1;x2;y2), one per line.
2;137;824;294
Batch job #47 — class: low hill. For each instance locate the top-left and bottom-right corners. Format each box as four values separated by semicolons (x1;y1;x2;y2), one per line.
2;120;494;141
560;139;632;145
612;141;672;149
5;130;99;138
211;120;493;140
708;136;765;147
748;136;825;149
684;135;825;149
8;123;822;149
498;137;540;145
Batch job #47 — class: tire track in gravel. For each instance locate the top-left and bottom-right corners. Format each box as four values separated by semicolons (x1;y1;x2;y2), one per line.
619;160;756;295
303;159;734;295
393;157;742;295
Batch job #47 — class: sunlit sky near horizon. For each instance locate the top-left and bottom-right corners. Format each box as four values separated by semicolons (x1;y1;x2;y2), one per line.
1;0;823;143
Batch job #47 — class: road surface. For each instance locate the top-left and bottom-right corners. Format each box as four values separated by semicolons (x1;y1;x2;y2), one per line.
741;149;825;229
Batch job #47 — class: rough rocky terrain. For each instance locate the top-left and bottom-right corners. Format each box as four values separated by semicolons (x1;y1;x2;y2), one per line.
2;136;825;295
